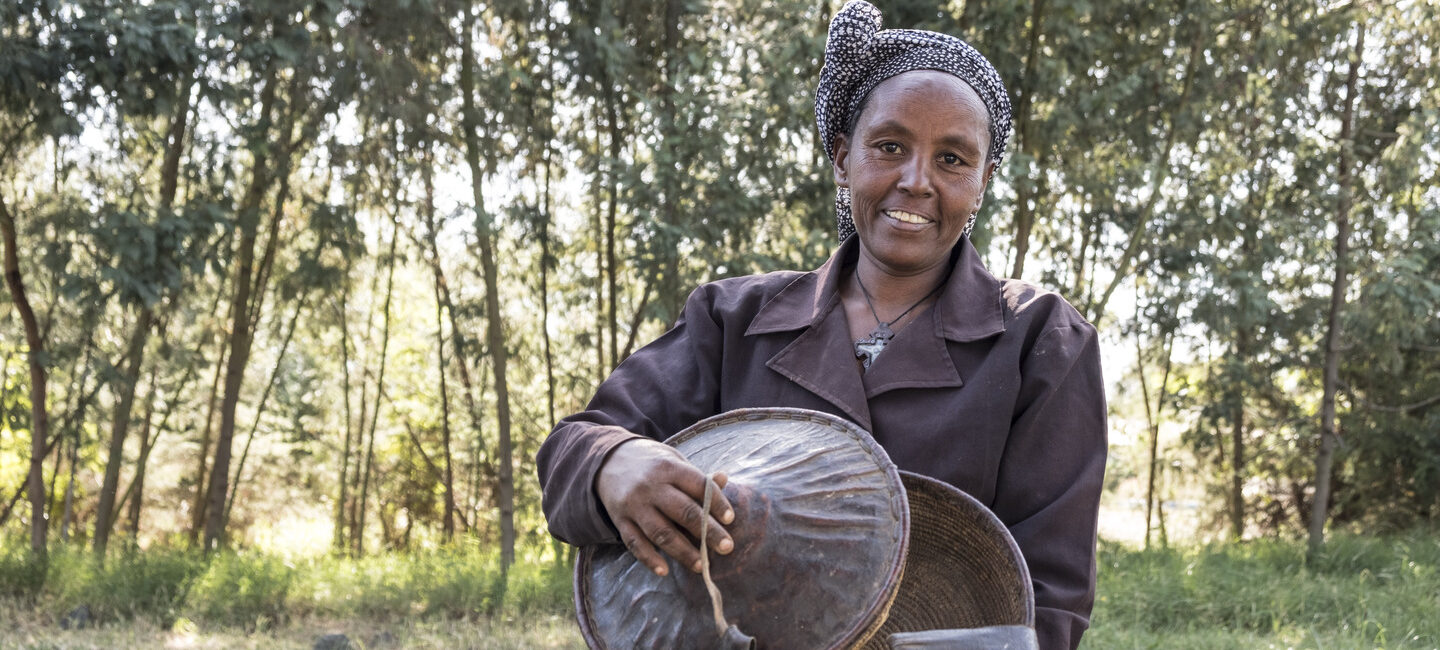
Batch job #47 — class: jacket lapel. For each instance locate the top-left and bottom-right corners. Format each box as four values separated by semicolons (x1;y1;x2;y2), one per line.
747;241;873;430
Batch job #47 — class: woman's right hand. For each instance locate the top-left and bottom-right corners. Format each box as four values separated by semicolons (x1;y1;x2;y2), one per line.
596;438;736;577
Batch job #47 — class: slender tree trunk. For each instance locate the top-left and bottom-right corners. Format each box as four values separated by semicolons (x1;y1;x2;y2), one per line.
540;15;557;430
1085;25;1202;323
1008;0;1047;279
1136;325;1173;550
605;97;621;371
422;149;457;542
94;307;153;559
1230;334;1249;540
460;8;516;568
204;67;278;551
188;298;229;545
223;293;306;536
1309;21;1363;558
1;191;50;560
125;367;158;546
334;279;355;552
60;433;78;541
541;150;556;428
355;214;399;557
593;134;606;385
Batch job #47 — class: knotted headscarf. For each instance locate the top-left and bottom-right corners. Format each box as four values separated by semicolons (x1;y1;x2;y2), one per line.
815;0;1013;241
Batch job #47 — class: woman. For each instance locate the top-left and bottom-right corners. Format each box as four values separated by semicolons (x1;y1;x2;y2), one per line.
537;2;1106;648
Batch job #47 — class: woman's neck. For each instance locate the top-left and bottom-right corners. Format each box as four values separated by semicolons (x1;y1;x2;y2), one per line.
849;257;949;320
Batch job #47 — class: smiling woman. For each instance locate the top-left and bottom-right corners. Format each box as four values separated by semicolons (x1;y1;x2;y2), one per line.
537;2;1107;649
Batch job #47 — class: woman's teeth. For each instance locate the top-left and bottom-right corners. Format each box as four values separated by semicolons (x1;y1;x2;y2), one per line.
887;210;930;224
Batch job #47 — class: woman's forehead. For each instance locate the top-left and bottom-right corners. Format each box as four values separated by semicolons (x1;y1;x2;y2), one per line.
856;71;990;143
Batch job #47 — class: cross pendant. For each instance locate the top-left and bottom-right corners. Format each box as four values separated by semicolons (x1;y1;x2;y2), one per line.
854;323;895;372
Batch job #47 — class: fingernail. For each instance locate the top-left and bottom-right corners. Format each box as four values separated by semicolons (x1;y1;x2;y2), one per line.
654;565;668;577
718;539;733;554
721;509;734;524
692;560;703;573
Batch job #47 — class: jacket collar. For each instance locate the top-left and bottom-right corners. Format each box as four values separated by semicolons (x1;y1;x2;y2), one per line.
745;236;1007;428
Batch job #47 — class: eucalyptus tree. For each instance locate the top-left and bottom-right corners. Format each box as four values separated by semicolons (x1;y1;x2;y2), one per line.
1168;0;1331;538
1;0;107;559
1315;0;1440;538
201;0;351;551
35;0;223;560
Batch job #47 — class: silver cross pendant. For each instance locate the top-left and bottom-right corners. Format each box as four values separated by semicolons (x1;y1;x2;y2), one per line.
854;323;894;372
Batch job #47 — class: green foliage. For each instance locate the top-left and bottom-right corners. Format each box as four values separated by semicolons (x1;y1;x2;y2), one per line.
47;546;204;623
0;539;45;599
0;538;572;628
187;551;294;628
1092;530;1440;647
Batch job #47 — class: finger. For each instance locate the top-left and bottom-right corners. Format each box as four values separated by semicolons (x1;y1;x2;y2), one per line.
615;518;671;577
670;467;736;533
709;472;734;525
635;506;702;574
657;486;733;567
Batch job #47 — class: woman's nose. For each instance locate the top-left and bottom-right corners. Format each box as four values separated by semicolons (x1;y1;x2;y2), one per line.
896;156;934;197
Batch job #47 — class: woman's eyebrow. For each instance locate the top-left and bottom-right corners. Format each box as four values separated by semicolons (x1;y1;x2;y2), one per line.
938;133;983;155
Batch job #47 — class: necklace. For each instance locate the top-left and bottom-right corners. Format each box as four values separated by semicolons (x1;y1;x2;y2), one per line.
853;273;943;372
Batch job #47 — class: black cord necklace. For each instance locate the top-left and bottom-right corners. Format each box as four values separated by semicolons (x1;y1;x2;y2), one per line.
853;272;943;372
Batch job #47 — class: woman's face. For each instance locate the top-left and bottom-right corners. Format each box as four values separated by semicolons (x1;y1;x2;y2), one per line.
833;70;997;278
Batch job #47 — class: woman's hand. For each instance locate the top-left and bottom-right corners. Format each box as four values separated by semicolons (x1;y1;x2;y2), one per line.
596;438;735;576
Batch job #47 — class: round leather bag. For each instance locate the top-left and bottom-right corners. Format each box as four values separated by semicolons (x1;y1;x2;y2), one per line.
574;408;910;649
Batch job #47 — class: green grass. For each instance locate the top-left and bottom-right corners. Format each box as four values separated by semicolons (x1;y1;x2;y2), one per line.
3;530;1438;648
1088;529;1440;649
0;540;574;628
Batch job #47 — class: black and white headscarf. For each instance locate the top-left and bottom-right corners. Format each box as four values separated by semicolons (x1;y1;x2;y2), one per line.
815;0;1013;241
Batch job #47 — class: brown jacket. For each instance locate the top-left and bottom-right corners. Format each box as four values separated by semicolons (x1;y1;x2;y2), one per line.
537;236;1107;650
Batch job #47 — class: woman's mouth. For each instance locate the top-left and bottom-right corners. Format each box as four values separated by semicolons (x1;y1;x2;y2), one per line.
885;210;933;225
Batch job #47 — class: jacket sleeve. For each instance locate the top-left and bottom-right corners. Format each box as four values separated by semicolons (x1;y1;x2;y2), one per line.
996;321;1107;650
535;284;726;546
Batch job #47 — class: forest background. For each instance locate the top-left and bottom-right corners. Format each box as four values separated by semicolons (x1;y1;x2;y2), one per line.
1;0;1438;646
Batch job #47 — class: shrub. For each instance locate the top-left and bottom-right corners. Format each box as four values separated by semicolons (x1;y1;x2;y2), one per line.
186;551;294;629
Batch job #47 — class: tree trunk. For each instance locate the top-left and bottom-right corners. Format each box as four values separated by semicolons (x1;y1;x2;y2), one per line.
125;368;159;546
1230;337;1248;540
60;433;78;541
422;148;457;542
1136;326;1173;550
1;191;50;560
1008;0;1047;279
203;67;278;551
334;276;355;553
94;307;153;559
460;7;516;568
1309;21;1363;558
188;298;229;545
223;293;306;534
605;95;621;372
355;213;399;557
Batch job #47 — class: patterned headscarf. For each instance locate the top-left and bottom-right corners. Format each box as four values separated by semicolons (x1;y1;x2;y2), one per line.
815;0;1013;241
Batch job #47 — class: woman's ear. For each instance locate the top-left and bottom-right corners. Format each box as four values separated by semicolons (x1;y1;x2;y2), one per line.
832;134;851;188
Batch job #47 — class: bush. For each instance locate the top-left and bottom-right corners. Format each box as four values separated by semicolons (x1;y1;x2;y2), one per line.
0;541;45;599
186;551;294;629
47;546;204;624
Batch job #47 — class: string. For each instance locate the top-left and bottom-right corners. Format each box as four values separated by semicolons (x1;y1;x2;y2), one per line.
699;478;727;635
855;272;943;330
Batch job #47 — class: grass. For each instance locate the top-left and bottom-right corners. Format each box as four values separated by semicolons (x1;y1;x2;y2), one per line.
1087;529;1440;649
2;530;1437;648
0;541;584;648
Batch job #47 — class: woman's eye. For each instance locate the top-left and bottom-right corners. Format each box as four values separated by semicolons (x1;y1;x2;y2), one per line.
879;142;901;154
941;153;962;166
